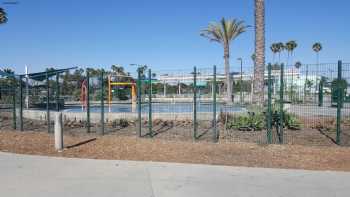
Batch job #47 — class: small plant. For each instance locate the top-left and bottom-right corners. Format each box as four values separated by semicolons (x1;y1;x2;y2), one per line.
118;119;129;128
226;105;302;132
111;119;129;128
271;104;302;130
284;113;302;130
227;112;265;131
111;120;118;128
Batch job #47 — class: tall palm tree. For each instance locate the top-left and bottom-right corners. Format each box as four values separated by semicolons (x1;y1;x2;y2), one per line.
201;18;248;103
276;42;285;63
0;7;7;24
275;42;285;97
253;0;265;104
294;61;302;100
270;43;279;64
285;41;298;101
312;42;322;65
285;41;297;65
312;42;322;99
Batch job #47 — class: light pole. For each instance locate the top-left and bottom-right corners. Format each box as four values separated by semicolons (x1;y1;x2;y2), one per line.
237;58;243;105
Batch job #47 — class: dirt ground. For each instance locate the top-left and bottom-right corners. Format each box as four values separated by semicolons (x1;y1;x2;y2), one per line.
1;111;348;146
1;112;350;171
1;130;350;171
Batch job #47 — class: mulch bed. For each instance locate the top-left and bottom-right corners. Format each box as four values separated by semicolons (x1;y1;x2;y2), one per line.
1;130;350;171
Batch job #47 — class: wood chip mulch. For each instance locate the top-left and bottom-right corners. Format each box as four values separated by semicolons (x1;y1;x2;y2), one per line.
1;130;350;172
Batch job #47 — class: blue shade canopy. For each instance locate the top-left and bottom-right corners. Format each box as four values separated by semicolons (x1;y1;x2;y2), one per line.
1;67;77;81
23;67;77;81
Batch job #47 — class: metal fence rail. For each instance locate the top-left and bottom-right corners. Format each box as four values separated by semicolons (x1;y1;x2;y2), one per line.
1;61;349;146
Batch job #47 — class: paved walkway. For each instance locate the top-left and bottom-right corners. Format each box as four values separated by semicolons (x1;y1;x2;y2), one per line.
1;152;350;197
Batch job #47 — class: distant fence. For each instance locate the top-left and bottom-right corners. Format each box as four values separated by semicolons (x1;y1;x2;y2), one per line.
0;61;349;146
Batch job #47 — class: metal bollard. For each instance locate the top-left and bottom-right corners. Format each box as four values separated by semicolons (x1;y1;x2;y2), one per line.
54;112;64;151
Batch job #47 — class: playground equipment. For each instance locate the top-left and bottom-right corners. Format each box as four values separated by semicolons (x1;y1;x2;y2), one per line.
108;75;137;112
80;79;88;111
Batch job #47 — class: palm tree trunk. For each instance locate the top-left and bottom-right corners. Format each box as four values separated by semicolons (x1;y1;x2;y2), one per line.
287;52;292;102
290;51;294;102
253;0;265;105
315;52;319;102
224;47;232;103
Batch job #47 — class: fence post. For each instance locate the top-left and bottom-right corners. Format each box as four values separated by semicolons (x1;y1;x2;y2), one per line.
86;70;90;133
148;69;153;137
12;77;16;130
304;65;309;103
212;65;217;142
267;63;272;144
19;75;23;131
54;112;64;151
336;60;342;145
137;68;142;137
100;70;105;135
193;66;197;140
279;63;284;144
318;77;324;107
56;73;60;111
46;71;51;133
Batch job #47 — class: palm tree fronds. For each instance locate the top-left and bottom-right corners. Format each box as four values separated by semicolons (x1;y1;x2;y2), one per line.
0;7;8;24
294;61;302;69
312;42;322;53
286;40;297;52
200;18;248;46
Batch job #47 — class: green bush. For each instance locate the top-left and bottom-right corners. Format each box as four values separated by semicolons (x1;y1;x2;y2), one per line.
118;119;129;128
226;107;302;131
227;112;265;131
112;119;129;128
284;113;302;130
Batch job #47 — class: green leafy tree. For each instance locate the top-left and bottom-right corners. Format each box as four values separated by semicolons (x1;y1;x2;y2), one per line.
201;17;248;103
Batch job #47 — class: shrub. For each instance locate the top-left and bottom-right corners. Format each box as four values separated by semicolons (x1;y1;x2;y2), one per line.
112;119;129;128
227;112;265;131
284;113;302;130
118;119;129;128
226;108;302;131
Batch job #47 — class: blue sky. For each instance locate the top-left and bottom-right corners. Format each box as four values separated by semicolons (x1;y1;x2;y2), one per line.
1;0;349;74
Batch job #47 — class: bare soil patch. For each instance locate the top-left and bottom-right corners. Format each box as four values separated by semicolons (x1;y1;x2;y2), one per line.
1;130;350;171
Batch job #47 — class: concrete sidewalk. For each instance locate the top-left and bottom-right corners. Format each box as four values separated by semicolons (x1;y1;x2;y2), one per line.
0;152;349;197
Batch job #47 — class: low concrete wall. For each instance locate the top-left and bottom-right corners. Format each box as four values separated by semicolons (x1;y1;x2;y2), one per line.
21;110;221;123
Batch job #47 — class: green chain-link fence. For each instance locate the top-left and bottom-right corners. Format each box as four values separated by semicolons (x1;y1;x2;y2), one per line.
1;62;349;146
266;61;350;146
